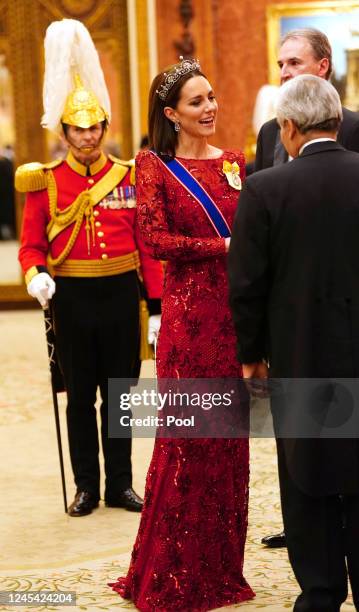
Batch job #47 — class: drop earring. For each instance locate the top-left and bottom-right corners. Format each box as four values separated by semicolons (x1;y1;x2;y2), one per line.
174;121;181;132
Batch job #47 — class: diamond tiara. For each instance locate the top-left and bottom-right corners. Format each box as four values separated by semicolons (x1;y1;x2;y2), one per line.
156;56;201;101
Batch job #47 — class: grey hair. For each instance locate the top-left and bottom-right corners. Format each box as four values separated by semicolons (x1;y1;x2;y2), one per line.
276;74;342;134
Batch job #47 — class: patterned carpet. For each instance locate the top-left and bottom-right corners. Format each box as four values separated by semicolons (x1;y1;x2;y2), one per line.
0;310;355;611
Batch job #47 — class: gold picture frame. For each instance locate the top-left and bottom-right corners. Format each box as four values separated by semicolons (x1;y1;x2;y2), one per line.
267;0;359;109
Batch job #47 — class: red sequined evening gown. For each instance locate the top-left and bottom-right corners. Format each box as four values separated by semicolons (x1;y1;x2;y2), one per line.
110;149;255;611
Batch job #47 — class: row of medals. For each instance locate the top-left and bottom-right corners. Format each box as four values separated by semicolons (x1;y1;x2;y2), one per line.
99;185;136;209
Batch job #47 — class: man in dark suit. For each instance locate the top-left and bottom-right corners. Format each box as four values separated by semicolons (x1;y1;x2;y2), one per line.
255;27;359;548
229;74;359;611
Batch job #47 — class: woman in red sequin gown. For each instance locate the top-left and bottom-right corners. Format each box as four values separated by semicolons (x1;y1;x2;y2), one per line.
110;60;254;611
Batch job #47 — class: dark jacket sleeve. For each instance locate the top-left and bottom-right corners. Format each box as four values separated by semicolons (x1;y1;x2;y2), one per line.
254;125;265;172
339;108;359;153
228;179;270;363
254;119;279;172
345;121;359;153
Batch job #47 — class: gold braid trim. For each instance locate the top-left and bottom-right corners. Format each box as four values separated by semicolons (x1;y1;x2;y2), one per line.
46;170;95;267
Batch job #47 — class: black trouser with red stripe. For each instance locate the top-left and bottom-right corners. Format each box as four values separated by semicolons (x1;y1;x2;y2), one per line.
52;271;139;500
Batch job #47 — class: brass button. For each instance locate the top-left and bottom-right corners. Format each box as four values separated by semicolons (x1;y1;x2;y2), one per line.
101;253;108;260
93;210;99;217
97;231;104;237
88;178;95;185
95;221;101;227
100;242;106;248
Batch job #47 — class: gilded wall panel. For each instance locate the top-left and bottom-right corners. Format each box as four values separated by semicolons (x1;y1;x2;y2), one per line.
0;1;8;37
8;1;46;165
58;0;98;17
136;0;150;139
0;2;10;61
106;0;132;159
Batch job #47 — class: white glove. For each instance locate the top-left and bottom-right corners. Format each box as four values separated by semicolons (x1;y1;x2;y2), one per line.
148;314;161;345
27;272;56;308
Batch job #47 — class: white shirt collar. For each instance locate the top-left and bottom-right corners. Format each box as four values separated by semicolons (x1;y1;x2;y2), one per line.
299;137;336;156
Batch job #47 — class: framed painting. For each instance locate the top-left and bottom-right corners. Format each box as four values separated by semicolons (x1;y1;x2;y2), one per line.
267;0;359;108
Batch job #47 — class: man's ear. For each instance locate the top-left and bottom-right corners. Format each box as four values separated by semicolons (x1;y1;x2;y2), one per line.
164;106;177;125
287;118;298;140
59;132;69;148
318;57;330;79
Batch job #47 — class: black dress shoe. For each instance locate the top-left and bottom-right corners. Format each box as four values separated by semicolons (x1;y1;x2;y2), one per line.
261;531;287;548
105;487;143;512
68;491;99;517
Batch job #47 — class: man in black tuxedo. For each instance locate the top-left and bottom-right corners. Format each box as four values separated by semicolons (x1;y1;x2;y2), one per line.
229;74;359;611
255;27;359;548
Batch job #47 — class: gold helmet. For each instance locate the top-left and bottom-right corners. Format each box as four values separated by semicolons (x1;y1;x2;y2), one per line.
41;19;111;132
62;74;107;129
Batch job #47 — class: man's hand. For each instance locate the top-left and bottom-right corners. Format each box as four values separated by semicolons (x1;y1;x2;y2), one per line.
242;361;269;397
242;362;268;379
148;314;161;344
27;272;56;308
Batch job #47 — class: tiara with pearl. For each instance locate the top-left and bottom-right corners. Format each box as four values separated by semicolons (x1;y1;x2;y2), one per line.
156;56;201;101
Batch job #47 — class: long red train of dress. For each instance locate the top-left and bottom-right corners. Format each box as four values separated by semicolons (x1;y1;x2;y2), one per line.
110;149;255;611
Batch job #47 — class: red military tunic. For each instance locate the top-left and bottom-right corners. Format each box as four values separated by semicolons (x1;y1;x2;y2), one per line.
18;150;163;299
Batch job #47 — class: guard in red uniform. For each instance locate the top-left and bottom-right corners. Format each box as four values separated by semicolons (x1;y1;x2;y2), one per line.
16;19;162;517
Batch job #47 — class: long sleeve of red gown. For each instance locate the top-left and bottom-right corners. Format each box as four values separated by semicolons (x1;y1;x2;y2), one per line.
135;149;227;262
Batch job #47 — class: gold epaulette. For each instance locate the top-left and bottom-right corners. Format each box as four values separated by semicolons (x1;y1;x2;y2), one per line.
108;154;135;184
15;159;63;193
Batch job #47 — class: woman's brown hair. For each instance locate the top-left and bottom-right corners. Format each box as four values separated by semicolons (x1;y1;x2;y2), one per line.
148;62;205;158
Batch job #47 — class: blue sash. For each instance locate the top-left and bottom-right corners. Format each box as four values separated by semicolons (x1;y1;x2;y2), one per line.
151;152;231;238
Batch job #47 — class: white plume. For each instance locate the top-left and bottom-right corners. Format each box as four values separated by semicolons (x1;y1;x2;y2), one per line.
41;19;111;132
